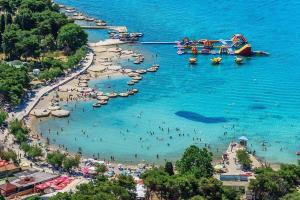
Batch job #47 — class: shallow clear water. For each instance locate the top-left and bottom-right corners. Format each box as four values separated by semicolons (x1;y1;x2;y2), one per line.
38;0;300;163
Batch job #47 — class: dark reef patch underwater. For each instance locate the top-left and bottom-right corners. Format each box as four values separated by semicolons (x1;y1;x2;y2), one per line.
175;111;235;123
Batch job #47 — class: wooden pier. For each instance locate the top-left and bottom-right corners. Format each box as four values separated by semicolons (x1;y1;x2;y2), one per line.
140;41;177;44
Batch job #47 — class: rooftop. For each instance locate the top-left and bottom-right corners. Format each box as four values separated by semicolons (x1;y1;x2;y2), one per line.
11;171;59;188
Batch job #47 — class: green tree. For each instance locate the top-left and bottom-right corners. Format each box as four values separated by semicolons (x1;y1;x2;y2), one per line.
40;34;56;52
116;174;136;199
176;145;213;178
57;23;87;54
38;67;63;80
26;196;41;200
96;164;107;174
198;178;223;200
0;109;7;125
236;149;252;170
47;151;64;167
280;191;300;200
249;170;291;200
15;8;35;30
0;0;12;13
0;194;5;200
62;155;80;171
223;186;242;200
165;161;174;176
49;192;71;200
0;149;18;163
20;0;48;12
27;145;43;159
2;24;21;60
0;14;5;33
5;13;12;24
17;33;40;59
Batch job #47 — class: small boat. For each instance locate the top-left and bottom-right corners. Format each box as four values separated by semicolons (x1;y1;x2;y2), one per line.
131;79;139;83
127;81;135;85
189;58;197;64
86;17;95;21
99;100;108;105
133;76;142;80
93;103;101;108
135;69;147;74
130;32;144;37
97;96;109;101
65;9;76;13
134;59;142;64
296;152;300;156
119;92;129;97
108;92;118;98
128;90;135;95
153;64;160;68
132;89;138;93
147;67;157;72
96;22;107;26
211;57;222;65
235;57;243;64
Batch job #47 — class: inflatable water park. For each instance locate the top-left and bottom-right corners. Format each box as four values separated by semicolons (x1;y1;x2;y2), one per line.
176;34;269;58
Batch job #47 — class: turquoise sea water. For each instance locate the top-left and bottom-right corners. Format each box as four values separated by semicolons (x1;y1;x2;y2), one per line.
38;0;300;164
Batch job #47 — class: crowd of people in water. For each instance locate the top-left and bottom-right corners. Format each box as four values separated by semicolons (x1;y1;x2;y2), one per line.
37;98;283;163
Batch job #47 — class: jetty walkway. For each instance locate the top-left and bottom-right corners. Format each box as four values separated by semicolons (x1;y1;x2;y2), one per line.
81;25;128;33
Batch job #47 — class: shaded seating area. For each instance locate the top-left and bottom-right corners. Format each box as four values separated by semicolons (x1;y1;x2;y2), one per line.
35;176;73;191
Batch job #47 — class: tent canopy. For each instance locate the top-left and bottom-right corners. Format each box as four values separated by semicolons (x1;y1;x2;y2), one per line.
239;136;248;141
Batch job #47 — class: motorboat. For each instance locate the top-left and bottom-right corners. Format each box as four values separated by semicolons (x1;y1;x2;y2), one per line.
99;100;108;105
93;103;101;108
108;92;118;98
127;81;135;85
147;67;157;72
119;92;129;97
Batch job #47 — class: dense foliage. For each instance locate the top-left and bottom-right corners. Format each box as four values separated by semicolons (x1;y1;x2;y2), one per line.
9;119;43;159
47;151;65;167
62;155;80;171
0;109;7;125
249;162;300;200
142;145;241;200
0;0;87;105
0;63;30;105
0;149;17;163
175;145;214;178
236;149;252;170
50;175;136;200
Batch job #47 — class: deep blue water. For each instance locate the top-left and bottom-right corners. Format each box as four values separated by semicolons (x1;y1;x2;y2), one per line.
38;0;300;163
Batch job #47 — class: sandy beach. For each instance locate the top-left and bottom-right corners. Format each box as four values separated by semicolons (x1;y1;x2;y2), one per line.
23;42;148;166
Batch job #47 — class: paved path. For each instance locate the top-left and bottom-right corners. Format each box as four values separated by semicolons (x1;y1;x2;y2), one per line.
13;52;94;121
0;51;94;172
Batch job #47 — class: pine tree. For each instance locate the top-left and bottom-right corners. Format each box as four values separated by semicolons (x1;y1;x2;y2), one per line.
5;13;12;25
0;14;5;33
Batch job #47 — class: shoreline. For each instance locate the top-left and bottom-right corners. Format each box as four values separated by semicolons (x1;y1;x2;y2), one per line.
3;1;281;170
26;42;155;167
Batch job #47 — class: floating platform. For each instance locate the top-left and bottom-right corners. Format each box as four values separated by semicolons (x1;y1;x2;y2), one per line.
176;34;269;56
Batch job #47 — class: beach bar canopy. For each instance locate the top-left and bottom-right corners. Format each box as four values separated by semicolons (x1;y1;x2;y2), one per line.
238;136;248;141
239;136;248;146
